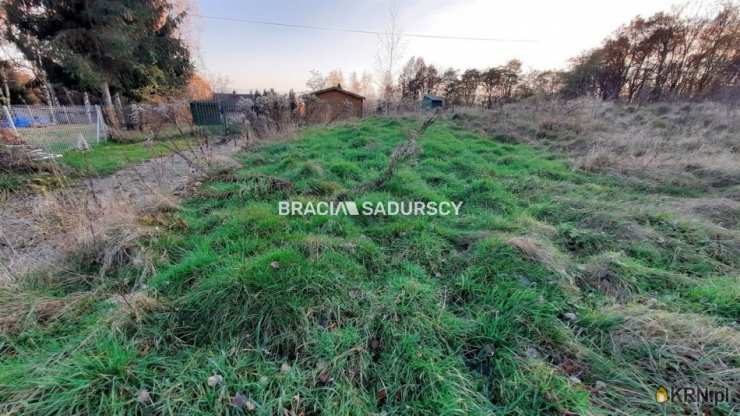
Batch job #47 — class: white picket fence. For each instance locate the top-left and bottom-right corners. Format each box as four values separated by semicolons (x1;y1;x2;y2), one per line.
1;104;108;154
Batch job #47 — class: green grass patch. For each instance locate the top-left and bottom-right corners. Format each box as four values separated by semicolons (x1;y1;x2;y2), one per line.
62;137;194;176
0;171;29;193
2;117;737;415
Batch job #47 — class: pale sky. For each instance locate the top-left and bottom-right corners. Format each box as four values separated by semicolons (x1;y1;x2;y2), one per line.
195;0;683;93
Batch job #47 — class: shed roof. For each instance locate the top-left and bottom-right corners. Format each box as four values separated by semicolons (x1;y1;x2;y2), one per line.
423;95;444;101
312;84;365;100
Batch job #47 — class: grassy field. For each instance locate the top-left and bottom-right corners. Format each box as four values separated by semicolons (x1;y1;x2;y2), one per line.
1;136;195;193
1;117;737;415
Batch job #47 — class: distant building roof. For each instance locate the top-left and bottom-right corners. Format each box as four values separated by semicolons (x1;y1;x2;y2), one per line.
213;91;256;105
423;95;444;101
312;84;365;100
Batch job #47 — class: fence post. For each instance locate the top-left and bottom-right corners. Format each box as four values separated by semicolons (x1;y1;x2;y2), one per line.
25;104;34;127
84;92;93;123
2;105;17;135
95;104;102;143
221;103;227;136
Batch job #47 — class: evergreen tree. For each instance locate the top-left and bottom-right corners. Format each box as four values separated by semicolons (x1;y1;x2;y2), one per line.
3;0;193;100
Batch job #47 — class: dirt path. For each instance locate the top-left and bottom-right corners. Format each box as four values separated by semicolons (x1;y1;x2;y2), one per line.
0;138;244;282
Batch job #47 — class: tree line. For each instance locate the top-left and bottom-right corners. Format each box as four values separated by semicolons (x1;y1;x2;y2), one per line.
2;1;737;109
562;2;739;102
313;2;738;106
307;58;530;108
396;57;527;107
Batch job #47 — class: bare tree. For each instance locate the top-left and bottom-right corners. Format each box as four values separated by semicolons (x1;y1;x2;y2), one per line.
376;0;405;110
480;68;501;107
305;70;326;91
398;57;439;102
170;0;200;52
349;71;361;93
360;71;375;98
208;73;232;94
398;56;418;101
325;69;345;88
459;69;481;105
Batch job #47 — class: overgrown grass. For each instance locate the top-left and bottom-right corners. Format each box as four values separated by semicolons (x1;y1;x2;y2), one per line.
1;136;196;195
0;171;29;193
1;117;737;415
458;98;740;195
62;137;195;176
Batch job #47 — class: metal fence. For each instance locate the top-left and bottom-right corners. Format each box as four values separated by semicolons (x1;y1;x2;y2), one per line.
189;99;299;137
1;105;107;154
189;101;242;135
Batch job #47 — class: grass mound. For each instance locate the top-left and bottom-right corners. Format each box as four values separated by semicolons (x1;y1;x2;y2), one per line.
1;117;737;415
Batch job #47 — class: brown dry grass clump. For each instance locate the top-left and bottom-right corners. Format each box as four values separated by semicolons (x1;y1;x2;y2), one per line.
607;304;740;389
454;98;740;192
0;144;57;175
106;291;163;330
506;236;568;277
69;226;153;280
682;198;740;229
579;252;640;300
0;288;89;334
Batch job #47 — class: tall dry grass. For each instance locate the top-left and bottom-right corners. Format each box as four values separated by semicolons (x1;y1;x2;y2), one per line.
455;98;740;193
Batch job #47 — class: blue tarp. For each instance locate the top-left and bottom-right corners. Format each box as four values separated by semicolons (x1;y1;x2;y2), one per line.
0;116;32;128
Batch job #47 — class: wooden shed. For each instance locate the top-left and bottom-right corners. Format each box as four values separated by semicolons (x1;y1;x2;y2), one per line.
310;84;364;120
